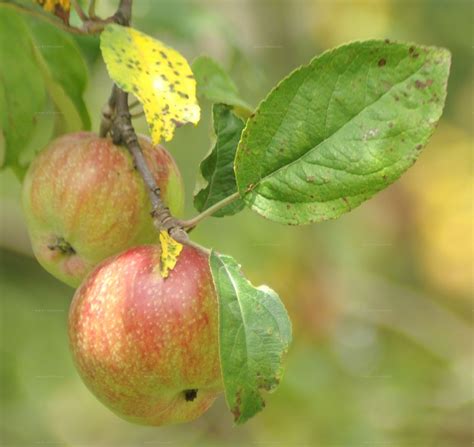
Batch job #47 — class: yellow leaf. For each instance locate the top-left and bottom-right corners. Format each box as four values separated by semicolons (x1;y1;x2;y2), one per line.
100;24;200;145
159;231;183;278
34;0;70;23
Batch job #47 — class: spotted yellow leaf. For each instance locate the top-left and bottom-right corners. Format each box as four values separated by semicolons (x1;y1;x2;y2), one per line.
159;231;183;278
34;0;70;23
100;24;200;145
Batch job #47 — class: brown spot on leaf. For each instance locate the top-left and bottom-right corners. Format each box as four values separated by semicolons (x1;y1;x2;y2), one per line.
378;58;386;67
415;79;433;90
232;390;243;420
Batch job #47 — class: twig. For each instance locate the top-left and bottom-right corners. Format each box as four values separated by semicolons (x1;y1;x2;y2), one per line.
184;239;211;256
88;0;98;19
131;109;145;119
3;0;117;35
129;99;141;110
111;88;189;244
113;0;133;25
72;0;88;22
179;192;241;230
99;86;117;138
101;0;190;245
2;1;88;34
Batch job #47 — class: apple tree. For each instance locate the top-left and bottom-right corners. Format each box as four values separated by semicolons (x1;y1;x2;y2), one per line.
0;0;450;426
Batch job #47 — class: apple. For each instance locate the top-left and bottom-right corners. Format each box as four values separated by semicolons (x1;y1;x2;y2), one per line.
68;244;222;426
22;131;185;288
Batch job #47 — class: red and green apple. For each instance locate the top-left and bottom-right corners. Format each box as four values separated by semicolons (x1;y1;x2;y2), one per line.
68;244;222;426
22;132;185;287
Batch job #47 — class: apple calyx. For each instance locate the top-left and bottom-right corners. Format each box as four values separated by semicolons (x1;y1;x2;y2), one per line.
47;236;76;256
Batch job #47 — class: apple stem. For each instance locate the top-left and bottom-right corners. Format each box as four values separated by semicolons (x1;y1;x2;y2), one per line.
179;192;241;230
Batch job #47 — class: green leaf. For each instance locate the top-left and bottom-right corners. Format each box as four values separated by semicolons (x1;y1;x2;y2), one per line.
210;251;292;424
26;16;90;131
194;104;245;217
0;6;89;172
192;55;252;115
0;7;46;171
234;40;451;225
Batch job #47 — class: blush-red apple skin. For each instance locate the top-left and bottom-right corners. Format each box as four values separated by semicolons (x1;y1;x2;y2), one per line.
68;245;223;426
22;132;185;288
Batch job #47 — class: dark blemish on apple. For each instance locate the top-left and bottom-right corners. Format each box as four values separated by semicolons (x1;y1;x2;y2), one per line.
183;389;198;401
378;58;386;67
48;237;76;255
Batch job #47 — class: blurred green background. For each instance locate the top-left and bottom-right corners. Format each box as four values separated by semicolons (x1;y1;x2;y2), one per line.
1;0;472;445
